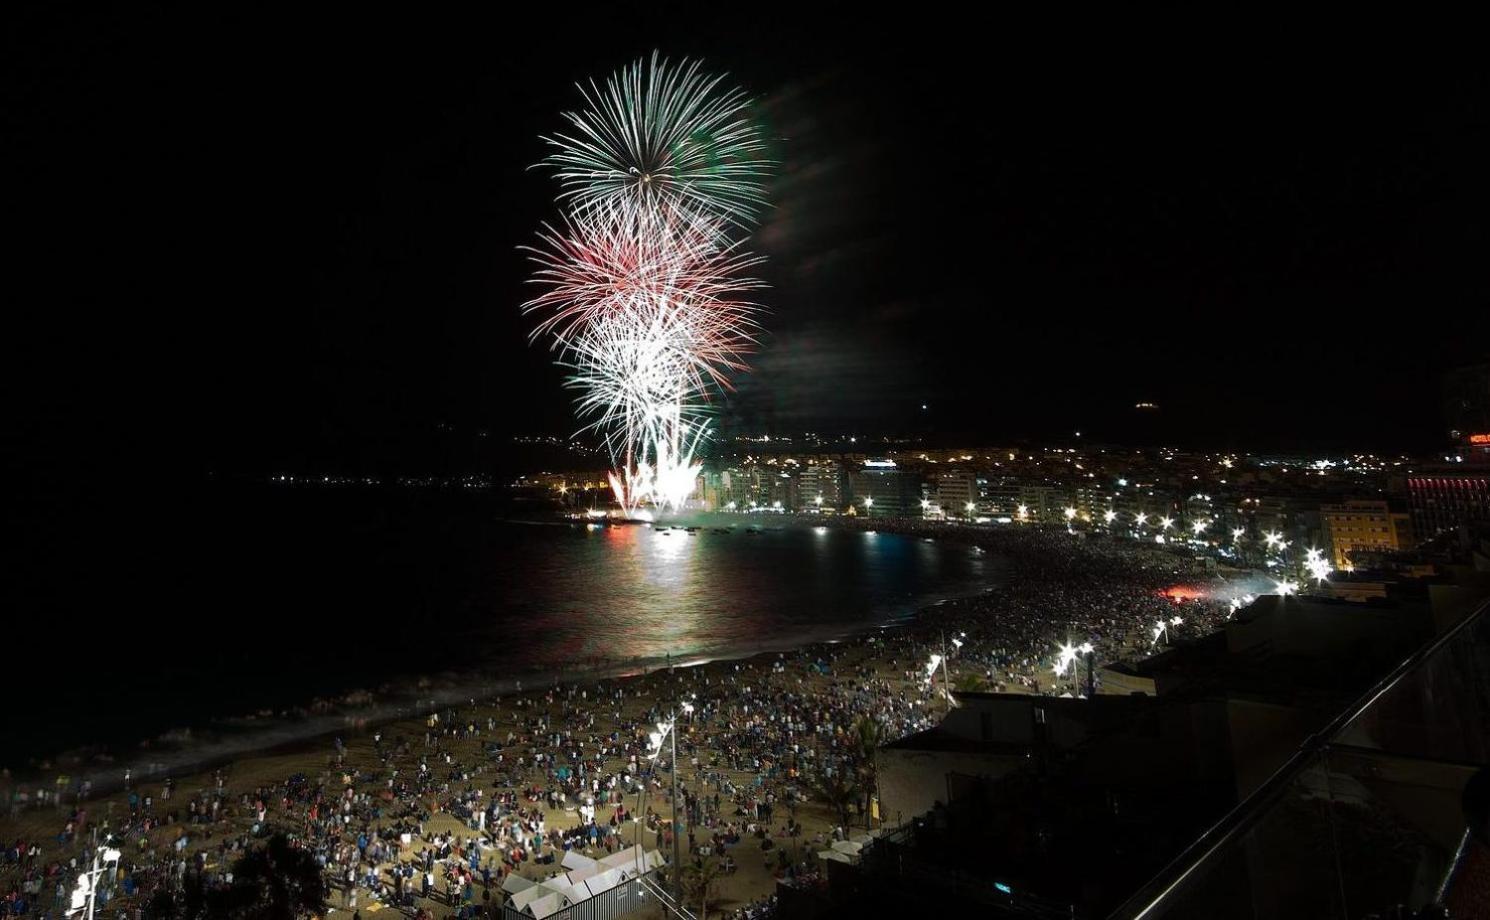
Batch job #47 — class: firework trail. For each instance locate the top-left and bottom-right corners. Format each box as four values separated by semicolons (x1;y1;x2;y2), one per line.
526;54;771;515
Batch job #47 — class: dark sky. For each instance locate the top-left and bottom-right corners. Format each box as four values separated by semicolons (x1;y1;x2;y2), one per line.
6;6;1489;486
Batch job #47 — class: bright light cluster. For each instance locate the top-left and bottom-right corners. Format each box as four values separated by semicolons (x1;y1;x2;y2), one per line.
526;53;771;515
1052;640;1094;678
1303;547;1334;583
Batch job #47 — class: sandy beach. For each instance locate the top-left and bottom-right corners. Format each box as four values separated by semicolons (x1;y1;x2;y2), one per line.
1;521;1233;919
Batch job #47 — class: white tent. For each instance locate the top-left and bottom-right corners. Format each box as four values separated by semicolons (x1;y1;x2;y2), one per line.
561;851;598;872
584;868;624;897
509;885;545;910
564;864;599;886
537;878;582;902
816;849;853;864
502;873;535;895
525;891;571;919
832;840;863;856
599;844;661;880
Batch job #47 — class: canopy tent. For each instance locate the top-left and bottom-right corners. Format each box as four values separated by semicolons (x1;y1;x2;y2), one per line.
502;874;536;895
584;868;625;897
561;851;598;873
509;885;545;911
832;840;863;856
524;891;572;919
564;864;599;886
816;849;854;864
501;848;663;919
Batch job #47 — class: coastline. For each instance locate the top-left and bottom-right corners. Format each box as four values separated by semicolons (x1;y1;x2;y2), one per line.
3;517;1003;801
0;518;1232;919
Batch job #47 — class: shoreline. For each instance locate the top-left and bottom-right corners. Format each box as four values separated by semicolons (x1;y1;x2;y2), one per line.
4;519;1004;800
1;519;1233;920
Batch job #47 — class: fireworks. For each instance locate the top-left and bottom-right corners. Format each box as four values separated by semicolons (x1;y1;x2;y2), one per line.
527;55;771;515
541;51;771;230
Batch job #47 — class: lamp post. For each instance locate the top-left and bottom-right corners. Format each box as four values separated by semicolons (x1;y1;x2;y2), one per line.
642;700;694;903
68;839;120;920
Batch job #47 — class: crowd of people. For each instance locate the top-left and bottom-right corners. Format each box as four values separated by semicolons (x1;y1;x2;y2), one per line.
2;522;1233;920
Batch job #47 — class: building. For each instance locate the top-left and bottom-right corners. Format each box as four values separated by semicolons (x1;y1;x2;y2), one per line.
797;460;844;512
1320;499;1414;568
1017;483;1072;523
1409;470;1490;537
1443;362;1490;457
932;469;978;520
847;459;920;518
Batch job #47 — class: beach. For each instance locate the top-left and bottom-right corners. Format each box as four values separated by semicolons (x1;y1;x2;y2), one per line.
1;521;1233;919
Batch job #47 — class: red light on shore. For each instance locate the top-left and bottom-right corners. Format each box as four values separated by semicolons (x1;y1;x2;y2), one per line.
1162;586;1205;603
1469;433;1490;446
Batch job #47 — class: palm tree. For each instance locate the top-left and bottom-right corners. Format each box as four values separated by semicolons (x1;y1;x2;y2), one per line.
851;716;886;828
225;833;329;919
808;761;859;828
681;857;724;919
955;672;987;694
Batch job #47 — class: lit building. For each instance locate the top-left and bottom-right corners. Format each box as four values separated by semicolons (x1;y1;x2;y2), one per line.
797;460;844;511
933;469;978;520
1408;471;1490;537
1320;499;1414;568
848;459;920;518
1443;362;1490;459
1018;483;1073;523
981;477;1022;518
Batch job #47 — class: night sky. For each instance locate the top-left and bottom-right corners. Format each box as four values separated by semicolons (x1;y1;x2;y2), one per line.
7;7;1490;492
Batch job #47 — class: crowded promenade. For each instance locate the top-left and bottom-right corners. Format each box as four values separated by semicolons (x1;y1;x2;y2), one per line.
1;522;1232;920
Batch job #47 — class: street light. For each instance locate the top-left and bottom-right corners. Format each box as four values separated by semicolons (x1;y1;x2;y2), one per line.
1103;509;1117;524
642;700;695;904
69;840;121;920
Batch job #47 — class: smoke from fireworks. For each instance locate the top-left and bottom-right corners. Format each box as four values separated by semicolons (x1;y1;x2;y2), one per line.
526;54;771;514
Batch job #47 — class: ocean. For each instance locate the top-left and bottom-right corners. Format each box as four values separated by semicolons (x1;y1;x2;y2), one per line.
2;483;996;766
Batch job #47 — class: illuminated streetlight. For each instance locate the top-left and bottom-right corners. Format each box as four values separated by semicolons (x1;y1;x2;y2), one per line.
1063;507;1077;521
1191;519;1207;535
1160;516;1174;530
1103;509;1117;524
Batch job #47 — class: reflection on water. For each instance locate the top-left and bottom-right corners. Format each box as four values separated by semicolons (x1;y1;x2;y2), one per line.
491;522;993;667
